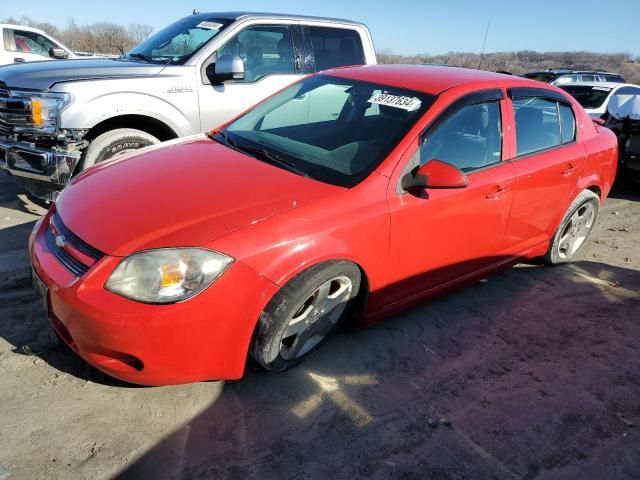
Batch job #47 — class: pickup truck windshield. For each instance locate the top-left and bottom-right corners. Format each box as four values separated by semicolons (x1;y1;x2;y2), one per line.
221;75;434;187
127;16;231;65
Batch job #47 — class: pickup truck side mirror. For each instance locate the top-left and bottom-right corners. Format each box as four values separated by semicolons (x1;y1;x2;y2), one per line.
401;159;468;191
49;48;69;59
206;55;245;84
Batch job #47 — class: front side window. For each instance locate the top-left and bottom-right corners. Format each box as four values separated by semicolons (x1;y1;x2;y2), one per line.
127;16;230;64
8;29;57;56
220;75;433;187
554;74;578;85
513;97;575;156
419;101;502;171
309;27;365;71
218;25;295;82
581;74;597;82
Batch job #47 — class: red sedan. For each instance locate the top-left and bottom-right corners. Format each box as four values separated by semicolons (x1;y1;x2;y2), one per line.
30;65;617;385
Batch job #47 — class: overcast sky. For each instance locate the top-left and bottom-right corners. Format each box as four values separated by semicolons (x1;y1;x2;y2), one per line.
2;0;638;56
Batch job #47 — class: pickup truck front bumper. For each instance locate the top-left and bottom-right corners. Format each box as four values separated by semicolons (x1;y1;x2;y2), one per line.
0;141;81;201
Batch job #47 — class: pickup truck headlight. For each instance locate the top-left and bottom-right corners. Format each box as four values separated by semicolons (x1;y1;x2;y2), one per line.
105;248;233;304
10;90;70;133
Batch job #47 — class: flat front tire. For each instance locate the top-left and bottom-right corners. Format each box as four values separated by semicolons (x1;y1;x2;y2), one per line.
251;261;362;372
544;189;600;265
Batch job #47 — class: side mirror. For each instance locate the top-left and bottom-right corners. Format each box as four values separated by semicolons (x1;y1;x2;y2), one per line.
49;48;69;59
206;54;245;84
401;159;468;191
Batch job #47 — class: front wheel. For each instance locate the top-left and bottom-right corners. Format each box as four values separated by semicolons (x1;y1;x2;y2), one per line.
544;189;600;265
80;128;160;171
251;261;362;372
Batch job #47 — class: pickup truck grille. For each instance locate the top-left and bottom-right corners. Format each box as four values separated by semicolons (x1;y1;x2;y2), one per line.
45;212;105;276
0;83;32;134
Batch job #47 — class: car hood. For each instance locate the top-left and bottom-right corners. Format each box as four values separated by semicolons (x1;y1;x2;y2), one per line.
55;135;342;257
0;58;166;90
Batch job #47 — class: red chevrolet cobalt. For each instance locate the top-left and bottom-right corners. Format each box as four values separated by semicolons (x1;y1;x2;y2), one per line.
30;66;617;385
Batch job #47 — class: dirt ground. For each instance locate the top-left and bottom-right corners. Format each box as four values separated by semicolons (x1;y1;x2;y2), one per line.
0;170;638;480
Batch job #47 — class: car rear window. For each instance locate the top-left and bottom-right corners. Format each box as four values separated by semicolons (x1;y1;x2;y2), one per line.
522;73;555;82
560;85;612;109
309;27;365;71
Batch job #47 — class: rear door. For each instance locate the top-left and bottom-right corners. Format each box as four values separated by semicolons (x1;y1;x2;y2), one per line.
383;90;515;307
502;88;586;255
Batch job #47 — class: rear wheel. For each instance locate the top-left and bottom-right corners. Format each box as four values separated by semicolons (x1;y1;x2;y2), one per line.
544;189;599;265
81;128;159;171
251;261;361;372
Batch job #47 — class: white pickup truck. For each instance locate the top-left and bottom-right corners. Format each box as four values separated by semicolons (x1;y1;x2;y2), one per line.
0;23;77;65
0;12;376;200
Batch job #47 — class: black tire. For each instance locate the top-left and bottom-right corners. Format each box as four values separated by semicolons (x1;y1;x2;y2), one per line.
81;128;159;171
251;260;362;372
544;189;600;265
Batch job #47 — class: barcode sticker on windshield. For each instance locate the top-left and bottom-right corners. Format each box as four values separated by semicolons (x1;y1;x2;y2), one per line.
368;93;422;112
197;21;222;30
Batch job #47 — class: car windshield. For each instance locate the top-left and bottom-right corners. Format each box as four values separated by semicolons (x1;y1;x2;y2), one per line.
127;16;231;65
522;73;555;82
219;75;434;187
560;85;612;109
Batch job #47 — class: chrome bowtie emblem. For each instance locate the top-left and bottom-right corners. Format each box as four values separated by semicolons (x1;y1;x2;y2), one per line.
55;234;66;248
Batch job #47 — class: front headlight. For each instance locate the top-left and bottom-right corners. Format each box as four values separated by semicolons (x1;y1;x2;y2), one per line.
105;248;233;304
11;90;70;133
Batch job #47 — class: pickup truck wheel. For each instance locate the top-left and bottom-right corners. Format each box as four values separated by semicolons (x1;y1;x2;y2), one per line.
251;261;361;372
544;189;600;265
81;128;159;170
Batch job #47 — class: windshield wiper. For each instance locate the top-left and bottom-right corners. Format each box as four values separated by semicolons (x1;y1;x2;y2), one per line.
128;53;154;63
208;131;312;179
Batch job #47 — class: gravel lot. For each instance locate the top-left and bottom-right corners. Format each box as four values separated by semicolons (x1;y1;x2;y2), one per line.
0;170;638;480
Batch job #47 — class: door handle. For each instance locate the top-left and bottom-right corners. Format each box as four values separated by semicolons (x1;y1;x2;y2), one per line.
485;186;510;200
561;164;577;176
14;57;25;63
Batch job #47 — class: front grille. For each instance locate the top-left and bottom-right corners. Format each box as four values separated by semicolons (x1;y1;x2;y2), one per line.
45;212;105;276
0;82;9;97
0;119;11;135
0;83;32;133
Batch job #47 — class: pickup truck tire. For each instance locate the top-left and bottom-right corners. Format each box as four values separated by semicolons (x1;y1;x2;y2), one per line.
81;128;160;170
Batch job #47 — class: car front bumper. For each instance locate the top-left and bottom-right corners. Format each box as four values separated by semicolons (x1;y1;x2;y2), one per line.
0;140;81;201
29;209;279;386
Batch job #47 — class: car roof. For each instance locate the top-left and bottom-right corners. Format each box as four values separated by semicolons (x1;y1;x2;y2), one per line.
190;11;366;27
559;81;636;89
322;64;542;95
0;23;48;33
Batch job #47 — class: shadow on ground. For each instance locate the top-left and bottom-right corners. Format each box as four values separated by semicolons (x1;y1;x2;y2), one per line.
109;260;640;480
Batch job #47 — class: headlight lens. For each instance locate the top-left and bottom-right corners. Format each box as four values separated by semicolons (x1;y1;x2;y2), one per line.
10;90;70;133
105;248;233;304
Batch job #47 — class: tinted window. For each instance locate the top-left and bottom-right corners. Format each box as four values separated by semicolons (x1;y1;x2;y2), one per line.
218;25;295;82
223;75;433;187
559;103;576;144
581;74;597;82
522;73;554;82
514;97;561;156
309;27;365;71
420;101;502;171
560;85;612;109
604;74;625;83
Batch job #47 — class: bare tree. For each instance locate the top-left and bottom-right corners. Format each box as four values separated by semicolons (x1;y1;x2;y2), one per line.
128;23;154;46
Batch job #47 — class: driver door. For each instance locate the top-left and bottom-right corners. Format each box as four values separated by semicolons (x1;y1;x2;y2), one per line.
197;24;307;131
383;92;515;307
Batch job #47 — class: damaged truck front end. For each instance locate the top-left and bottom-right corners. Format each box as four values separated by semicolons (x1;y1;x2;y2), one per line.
0;83;87;200
0;82;87;200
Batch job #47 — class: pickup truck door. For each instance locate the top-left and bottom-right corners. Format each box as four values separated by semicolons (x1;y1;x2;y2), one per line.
2;27;62;64
197;23;307;131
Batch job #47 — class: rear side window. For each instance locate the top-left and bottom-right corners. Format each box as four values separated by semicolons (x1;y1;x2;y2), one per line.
309;26;365;71
604;74;625;83
420;101;502;171
555;74;578;85
513;97;575;156
580;74;597;82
